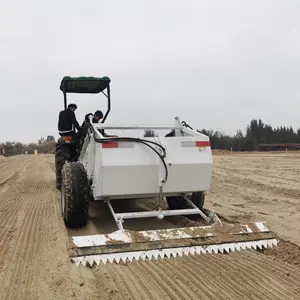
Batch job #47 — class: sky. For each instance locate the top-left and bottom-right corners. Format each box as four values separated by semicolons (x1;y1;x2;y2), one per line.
1;0;300;143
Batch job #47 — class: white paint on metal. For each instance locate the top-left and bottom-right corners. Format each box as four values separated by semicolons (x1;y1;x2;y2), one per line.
114;208;203;219
181;141;197;147
72;230;130;247
78;117;212;200
183;195;212;222
71;221;271;248
255;222;270;232
240;225;253;233
205;233;214;237
94;125;183;130
106;194;215;231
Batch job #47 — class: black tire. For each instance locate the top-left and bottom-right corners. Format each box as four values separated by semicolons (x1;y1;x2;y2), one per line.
61;162;89;228
166;196;188;210
166;192;205;210
55;143;70;190
191;191;205;210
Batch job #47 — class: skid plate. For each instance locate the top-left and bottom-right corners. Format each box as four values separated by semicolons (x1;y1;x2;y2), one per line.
68;222;279;267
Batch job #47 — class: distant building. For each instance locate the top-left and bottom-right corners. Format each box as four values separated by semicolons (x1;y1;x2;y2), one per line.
259;143;300;151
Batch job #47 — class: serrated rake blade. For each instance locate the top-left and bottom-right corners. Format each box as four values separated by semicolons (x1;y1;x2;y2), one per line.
71;238;279;267
68;221;279;267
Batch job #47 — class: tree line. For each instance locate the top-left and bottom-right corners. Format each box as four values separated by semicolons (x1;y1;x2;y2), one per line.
144;118;300;151
1;118;299;156
0;135;56;156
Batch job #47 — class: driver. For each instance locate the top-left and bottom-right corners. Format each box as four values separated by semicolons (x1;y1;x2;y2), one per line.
58;103;80;136
91;110;107;136
92;110;103;123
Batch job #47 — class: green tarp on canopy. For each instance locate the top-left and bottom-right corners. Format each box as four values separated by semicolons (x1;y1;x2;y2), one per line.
60;76;111;94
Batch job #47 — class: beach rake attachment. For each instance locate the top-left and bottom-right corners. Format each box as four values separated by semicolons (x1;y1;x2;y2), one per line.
68;220;279;267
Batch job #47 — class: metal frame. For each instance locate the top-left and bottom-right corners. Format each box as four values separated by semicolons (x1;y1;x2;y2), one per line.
67;116;279;267
90;116;208;145
91;116;206;133
93;125;182;130
79;116;212;202
88;118;212;225
62;82;111;122
105;194;219;232
69;220;279;267
102;84;111;123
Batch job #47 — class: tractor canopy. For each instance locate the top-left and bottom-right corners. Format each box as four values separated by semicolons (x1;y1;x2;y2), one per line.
60;76;111;94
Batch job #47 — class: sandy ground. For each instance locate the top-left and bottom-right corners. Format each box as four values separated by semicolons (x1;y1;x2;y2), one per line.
207;151;300;245
0;153;300;300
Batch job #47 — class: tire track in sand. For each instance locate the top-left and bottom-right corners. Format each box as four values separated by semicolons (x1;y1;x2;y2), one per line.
14;162;52;300
0;158;52;300
163;256;239;300
1;155;300;300
0;157;30;198
91;250;300;300
210;253;298;300
0;159;33;274
0;159;30;188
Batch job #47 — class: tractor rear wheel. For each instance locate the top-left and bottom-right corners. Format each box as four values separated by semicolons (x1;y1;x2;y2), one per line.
55;143;70;190
166;192;205;210
166;196;187;210
61;162;89;228
191;192;205;210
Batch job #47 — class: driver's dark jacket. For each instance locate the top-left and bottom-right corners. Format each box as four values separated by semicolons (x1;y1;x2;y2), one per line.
58;108;80;133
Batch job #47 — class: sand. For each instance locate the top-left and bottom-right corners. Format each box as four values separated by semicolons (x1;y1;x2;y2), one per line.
207;152;300;245
0;153;299;299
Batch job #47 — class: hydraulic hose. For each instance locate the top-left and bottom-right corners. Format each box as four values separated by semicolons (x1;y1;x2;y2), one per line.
86;123;169;184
